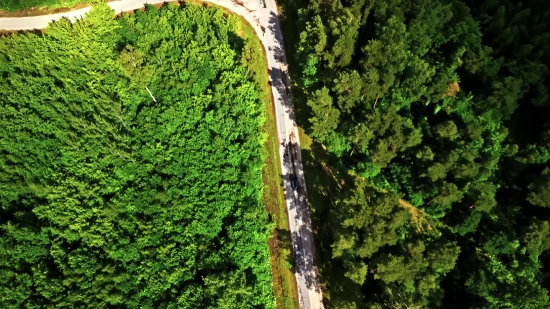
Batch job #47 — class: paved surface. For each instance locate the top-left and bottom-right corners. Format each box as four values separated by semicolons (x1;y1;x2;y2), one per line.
0;2;324;309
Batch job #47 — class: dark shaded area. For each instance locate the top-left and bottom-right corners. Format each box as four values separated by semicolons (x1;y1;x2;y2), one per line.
276;0;550;308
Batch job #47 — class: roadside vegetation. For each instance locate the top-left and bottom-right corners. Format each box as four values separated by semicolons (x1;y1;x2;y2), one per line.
0;3;278;308
237;14;300;309
0;0;92;12
279;0;550;308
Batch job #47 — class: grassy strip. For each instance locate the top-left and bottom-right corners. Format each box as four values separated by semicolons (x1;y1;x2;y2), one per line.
263;88;300;309
0;0;97;17
0;0;90;12
237;11;300;309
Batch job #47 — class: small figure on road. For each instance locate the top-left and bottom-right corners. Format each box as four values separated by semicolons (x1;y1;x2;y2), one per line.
289;174;299;191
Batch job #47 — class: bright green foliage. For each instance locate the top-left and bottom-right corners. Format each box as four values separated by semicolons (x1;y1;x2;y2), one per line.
522;219;550;256
0;3;274;308
462;210;550;309
332;182;409;260
308;87;341;142
287;0;550;307
369;239;459;306
0;0;92;11
528;168;550;208
324;7;360;69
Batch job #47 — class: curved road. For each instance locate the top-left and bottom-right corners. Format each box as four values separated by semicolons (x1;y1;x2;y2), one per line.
0;1;324;309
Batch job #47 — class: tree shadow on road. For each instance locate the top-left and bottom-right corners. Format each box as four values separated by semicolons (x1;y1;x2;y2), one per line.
267;0;314;134
265;2;368;307
265;10;314;132
267;65;297;126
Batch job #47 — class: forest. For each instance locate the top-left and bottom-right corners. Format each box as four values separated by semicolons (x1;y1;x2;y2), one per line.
0;3;276;308
280;0;550;308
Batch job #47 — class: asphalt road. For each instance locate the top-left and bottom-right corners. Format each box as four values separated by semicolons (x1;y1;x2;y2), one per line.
0;2;324;308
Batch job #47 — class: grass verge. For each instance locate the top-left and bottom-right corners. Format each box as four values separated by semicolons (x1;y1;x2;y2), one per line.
0;0;100;17
237;10;300;309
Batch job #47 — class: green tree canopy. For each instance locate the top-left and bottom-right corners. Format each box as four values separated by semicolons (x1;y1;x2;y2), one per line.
0;3;275;308
287;0;550;307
